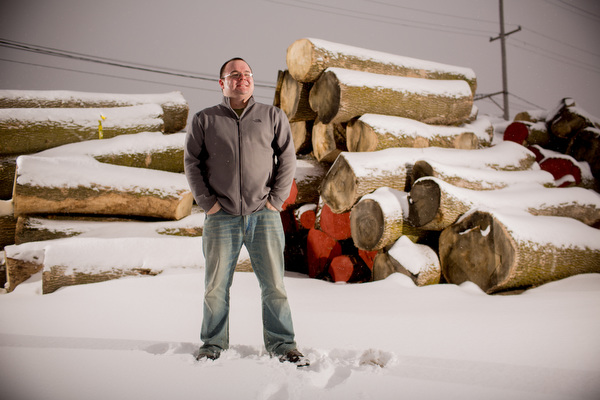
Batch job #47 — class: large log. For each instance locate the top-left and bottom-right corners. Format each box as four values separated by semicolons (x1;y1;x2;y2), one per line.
503;121;549;147
372;236;440;286
439;209;600;294
290;120;313;155
408;177;600;231
318;203;352;241
286;38;477;94
306;228;342;278
13;155;193;220
346;114;493;152
0;90;188;133
350;187;425;251
295;155;328;204
279;71;317;122
320;143;538;214
0;156;16;199
547;97;599;140
410;159;555;191
567;127;600;183
36;131;185;173
311;121;347;163
0;104;164;155
309;68;473;125
15;210;205;244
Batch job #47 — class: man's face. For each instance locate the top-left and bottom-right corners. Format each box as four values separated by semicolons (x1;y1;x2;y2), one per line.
219;59;254;102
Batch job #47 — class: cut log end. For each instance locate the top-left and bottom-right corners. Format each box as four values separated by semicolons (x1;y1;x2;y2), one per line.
407;177;440;228
320;156;357;214
286;38;318;82
308;71;340;124
350;199;384;251
439;211;515;293
346;118;377;152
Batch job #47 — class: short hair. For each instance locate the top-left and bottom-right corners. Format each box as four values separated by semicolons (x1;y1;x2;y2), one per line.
219;57;252;79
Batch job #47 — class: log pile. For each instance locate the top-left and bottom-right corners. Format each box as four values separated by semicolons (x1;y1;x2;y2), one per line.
0;90;198;293
278;38;600;292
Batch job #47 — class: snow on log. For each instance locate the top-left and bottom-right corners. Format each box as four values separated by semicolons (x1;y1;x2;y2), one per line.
35;131;185;173
286;38;477;94
15;210;205;244
503;121;549;147
373;236;441;286
350;187;425;251
410;159;555;191
513;109;547;123
0;90;188;133
308;68;473;125
408;177;600;231
0;104;164;155
39;237;202;294
346;114;493;152
547;97;599;139
279;71;316;122
439;209;600;294
290;120;313;155
311;121;347;163
13;156;193;220
320;143;538;214
294;204;317;230
295;155;328;204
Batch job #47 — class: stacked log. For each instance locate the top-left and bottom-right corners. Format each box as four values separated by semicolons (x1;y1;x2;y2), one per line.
0;90;198;292
278;38;600;290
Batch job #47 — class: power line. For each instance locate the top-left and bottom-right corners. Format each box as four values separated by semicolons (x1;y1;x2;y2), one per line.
0;38;277;89
266;0;493;38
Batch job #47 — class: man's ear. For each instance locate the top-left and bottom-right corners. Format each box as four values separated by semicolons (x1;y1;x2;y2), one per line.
218;79;225;90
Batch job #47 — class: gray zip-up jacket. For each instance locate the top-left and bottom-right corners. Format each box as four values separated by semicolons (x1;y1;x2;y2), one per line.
184;96;296;216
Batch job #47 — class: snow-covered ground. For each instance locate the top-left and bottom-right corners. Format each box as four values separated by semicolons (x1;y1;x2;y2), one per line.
1;262;599;400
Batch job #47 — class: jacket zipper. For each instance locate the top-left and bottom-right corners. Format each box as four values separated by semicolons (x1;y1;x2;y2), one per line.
237;118;243;215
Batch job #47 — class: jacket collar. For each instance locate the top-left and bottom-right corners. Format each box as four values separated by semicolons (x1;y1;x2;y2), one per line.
221;95;255;111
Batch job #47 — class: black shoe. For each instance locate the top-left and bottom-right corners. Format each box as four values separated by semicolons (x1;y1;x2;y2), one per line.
196;350;220;361
278;349;310;368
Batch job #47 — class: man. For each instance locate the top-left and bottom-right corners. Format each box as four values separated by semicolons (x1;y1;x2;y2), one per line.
184;57;308;367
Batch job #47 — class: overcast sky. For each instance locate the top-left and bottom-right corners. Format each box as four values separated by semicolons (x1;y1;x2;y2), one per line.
1;0;599;123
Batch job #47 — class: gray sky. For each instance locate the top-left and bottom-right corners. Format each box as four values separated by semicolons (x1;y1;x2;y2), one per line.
1;0;599;123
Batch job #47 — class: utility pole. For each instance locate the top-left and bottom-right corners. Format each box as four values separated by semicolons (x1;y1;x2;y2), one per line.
490;0;521;120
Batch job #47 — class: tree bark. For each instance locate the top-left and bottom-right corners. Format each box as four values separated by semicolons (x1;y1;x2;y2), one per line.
409;159;555;191
285;38;477;94
311;121;347;163
13;156;193;220
308;68;473;125
439;210;600;294
0;90;188;133
547;97;599;139
0;156;16;199
15;213;205;245
1;212;17;249
409;176;600;230
279;71;317;122
346;114;493;152
295;155;328;204
0;104;164;155
350;187;425;251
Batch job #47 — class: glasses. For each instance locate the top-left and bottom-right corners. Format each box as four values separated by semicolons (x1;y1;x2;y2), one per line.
222;72;253;80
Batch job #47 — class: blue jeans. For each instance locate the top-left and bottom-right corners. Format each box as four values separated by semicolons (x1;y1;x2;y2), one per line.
200;207;297;355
